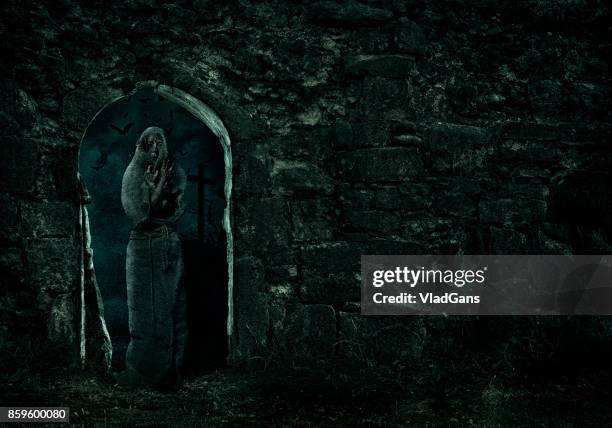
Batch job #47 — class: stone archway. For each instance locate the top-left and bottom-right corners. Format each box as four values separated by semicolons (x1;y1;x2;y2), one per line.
77;82;234;371
153;83;235;344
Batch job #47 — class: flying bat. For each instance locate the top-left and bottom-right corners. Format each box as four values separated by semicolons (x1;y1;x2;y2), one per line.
110;122;134;135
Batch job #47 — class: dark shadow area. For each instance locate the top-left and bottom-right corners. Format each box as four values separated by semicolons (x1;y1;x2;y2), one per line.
183;236;229;376
79;87;228;374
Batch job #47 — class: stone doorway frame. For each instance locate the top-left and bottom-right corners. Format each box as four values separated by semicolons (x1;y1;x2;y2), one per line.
78;81;235;366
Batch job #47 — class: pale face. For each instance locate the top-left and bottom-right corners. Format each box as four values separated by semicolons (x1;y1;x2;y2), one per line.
139;131;165;163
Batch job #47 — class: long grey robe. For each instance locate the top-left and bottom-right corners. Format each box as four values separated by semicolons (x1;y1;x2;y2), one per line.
121;127;187;387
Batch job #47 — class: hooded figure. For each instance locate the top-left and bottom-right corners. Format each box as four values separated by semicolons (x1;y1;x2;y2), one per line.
120;127;187;388
122;126;186;225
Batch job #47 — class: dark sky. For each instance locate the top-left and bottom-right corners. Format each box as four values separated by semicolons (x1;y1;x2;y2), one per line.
79;87;225;338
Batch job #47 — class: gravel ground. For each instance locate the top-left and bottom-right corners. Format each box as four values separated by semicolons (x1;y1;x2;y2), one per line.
2;367;611;427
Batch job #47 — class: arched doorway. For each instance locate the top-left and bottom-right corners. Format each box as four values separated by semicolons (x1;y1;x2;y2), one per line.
78;83;234;375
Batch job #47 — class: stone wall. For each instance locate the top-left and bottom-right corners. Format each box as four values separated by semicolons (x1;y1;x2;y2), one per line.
1;0;611;373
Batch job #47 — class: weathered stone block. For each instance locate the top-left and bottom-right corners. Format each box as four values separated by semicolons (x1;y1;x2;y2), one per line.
391;119;418;135
272;160;334;196
333;119;353;149
397;182;433;211
337;313;425;362
269;127;332;161
426;123;494;149
236;197;291;252
300;271;359;303
297;106;322;126
569;82;611;120
373;186;400;210
433;192;476;219
505;182;550;201
21;200;76;237
0;80;38;130
233;255;269;360
62;86;123;131
26;238;78;294
502;122;562;141
336;148;425;182
291;198;334;243
355;29;391;53
307;1;393;27
272;303;336;362
301;241;361;274
446;81;479;114
424;123;497;175
0;246;25;292
265;265;298;283
0;136;38;193
338;185;374;210
345;55;416;78
344;210;401;233
488;227;528;254
362;238;427;255
0;112;20;136
528;79;563;117
0;194;20;240
235;255;265;292
447;178;481;196
396;18;428;55
391;134;422;146
265;249;298;267
499;139;567;165
361;77;412;114
511;166;550;179
234;290;269;360
234;144;272;197
538;229;573;255
400;216;456;244
479;198;547;225
264;250;299;283
47;293;77;346
352;119;390;148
